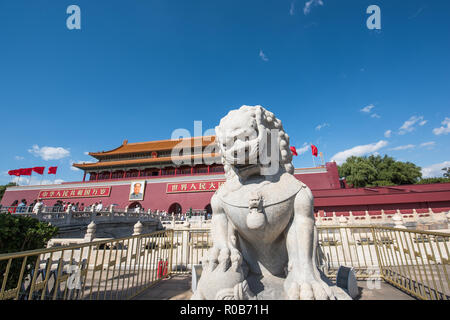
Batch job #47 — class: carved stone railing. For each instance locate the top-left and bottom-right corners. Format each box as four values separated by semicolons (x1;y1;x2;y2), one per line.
315;208;450;229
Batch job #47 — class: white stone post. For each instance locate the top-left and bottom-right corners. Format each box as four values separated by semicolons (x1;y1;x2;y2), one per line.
447;211;450;229
132;221;143;263
65;210;72;224
393;210;406;229
380;209;387;223
348;211;355;225
338;216;351;264
413;208;419;221
133;221;143;236
84;221;96;242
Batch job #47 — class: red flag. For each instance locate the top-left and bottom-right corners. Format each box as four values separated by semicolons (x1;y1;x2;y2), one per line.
32;167;45;175
48;166;58;174
19;168;32;176
290;146;298;156
311;145;318;157
8;170;20;176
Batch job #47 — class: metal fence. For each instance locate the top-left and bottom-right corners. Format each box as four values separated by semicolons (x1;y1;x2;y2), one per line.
0;226;449;300
0;230;173;300
316;226;449;300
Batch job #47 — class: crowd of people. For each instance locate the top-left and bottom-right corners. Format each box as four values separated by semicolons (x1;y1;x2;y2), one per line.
2;199;105;214
2;199;212;220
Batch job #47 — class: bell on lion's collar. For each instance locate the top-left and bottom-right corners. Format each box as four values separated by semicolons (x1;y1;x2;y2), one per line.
246;210;265;229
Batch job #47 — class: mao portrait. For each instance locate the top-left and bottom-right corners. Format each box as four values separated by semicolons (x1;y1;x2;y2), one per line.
129;181;145;201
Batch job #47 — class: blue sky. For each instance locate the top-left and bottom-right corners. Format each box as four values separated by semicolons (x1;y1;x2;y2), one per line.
1;0;449;185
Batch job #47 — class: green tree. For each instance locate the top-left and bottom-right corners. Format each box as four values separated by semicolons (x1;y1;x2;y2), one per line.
0;214;58;291
416;177;450;184
338;155;422;188
0;183;17;202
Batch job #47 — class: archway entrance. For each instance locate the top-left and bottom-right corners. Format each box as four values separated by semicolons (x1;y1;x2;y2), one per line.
168;203;182;214
129;202;142;210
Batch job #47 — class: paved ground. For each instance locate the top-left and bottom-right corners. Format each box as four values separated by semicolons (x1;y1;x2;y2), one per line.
132;275;416;300
356;280;416;300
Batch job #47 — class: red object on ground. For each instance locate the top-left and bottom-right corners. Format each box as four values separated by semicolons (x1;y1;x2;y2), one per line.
19;168;32;176
48;166;58;174
290;146;298;156
8;170;20;176
157;260;169;279
311;145;318;157
32;167;45;175
157;260;163;278
163;260;168;276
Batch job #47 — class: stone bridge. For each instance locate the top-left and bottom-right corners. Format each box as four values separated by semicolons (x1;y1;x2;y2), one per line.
12;210;163;239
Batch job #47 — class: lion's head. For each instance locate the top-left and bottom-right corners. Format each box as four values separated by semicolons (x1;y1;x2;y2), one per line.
215;105;294;180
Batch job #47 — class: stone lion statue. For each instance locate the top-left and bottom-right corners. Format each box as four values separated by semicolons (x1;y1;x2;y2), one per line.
191;105;351;300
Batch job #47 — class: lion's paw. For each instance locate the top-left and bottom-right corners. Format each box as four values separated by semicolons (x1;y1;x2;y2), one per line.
202;247;242;273
285;279;336;300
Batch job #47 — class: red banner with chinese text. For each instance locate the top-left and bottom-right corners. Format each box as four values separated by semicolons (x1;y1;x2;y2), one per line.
166;180;225;193
38;187;111;199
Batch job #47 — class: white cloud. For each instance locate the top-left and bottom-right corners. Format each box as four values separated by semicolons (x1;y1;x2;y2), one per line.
389;144;415;151
296;142;310;155
331;140;388;165
419;141;435;148
289;1;295;15
360;104;375;113
384;130;392;138
315;123;329;130
28;145;70;160
84;151;90;155
409;6;425;20
421;161;450;178
360;104;381;118
14;156;24;160
11;176;64;186
432;117;450;135
259;50;268;62
399;115;426;135
303;0;323;15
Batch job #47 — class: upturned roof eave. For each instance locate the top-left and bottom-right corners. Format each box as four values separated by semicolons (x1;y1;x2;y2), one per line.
88;136;217;158
72;153;221;170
